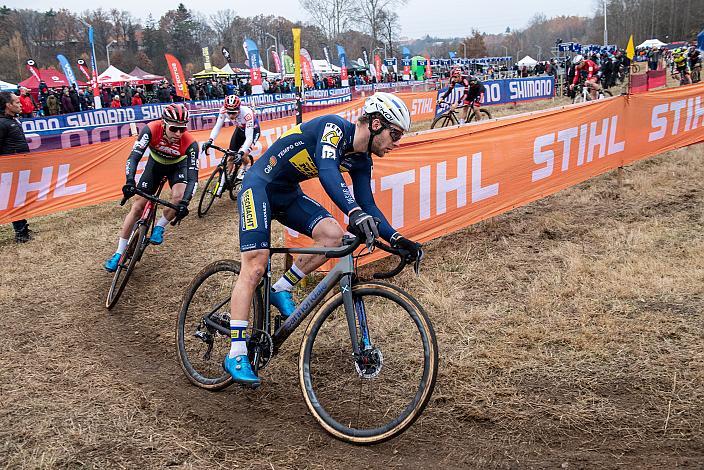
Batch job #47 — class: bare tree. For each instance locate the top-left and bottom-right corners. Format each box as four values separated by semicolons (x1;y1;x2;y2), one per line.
378;9;400;56
299;0;352;41
355;0;406;52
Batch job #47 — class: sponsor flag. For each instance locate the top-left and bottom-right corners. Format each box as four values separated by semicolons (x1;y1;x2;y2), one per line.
243;38;264;94
336;44;349;86
25;59;41;81
271;49;282;73
56;54;78;88
222;47;232;63
76;59;91;80
283;54;295;74
374;54;382;82
424;54;432;78
300;48;315;88
402;47;411;80
321;43;331;65
203;47;211;69
164;53;190;100
625;34;635;60
362;48;369;66
292;28;302;91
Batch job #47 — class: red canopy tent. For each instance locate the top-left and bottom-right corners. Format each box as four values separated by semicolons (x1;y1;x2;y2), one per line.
129;67;165;84
18;68;87;92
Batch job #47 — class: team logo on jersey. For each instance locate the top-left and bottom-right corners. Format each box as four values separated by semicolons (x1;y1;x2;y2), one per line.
290;149;318;177
269;156;277;167
321;145;337;160
321;122;342;148
241;188;258;230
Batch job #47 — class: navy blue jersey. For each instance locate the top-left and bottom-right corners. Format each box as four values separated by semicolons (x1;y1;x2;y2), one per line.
247;114;395;240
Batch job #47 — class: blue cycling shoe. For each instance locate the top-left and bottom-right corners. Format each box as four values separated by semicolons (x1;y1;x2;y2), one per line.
150;226;165;245
224;354;261;388
270;290;296;318
104;252;121;272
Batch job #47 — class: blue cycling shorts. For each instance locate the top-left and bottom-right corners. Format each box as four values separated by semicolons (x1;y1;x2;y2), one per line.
238;176;332;252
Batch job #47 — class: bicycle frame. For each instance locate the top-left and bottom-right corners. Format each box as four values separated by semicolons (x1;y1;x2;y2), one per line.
201;241;370;365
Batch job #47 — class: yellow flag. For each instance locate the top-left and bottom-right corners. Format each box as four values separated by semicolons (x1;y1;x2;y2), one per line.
626;34;635;60
292;28;301;91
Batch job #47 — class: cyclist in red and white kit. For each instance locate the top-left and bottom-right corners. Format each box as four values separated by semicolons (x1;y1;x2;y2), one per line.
201;95;261;181
570;55;602;100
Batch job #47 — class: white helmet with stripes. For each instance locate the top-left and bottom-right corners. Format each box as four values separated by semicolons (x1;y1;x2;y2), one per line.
362;92;412;132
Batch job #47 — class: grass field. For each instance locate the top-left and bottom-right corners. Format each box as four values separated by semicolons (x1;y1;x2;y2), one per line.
0;82;702;468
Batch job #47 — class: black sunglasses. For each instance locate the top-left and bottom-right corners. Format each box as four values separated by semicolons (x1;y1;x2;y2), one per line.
168;125;187;133
385;126;404;142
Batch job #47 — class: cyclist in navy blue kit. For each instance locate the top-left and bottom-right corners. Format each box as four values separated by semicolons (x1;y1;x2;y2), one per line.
223;92;424;386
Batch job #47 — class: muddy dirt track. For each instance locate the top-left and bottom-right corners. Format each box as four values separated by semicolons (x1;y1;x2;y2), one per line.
1;142;703;468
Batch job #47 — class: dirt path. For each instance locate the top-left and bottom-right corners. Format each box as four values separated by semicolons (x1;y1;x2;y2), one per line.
1;141;703;468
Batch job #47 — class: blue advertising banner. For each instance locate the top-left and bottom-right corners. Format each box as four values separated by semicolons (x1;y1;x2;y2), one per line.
21;88;353;151
57;54;78;88
434;76;555;116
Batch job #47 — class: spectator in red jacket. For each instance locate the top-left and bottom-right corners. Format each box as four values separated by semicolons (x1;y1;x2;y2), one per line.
110;95;121;108
18;87;35;118
131;93;143;106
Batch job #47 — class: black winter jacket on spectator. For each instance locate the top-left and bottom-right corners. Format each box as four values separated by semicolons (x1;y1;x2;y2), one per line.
0;115;30;154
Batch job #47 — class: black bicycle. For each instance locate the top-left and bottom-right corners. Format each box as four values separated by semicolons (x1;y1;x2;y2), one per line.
105;179;180;310
431;101;491;129
176;232;438;444
197;144;244;218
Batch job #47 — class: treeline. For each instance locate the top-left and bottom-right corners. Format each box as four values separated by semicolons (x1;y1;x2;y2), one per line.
0;0;702;83
0;4;379;83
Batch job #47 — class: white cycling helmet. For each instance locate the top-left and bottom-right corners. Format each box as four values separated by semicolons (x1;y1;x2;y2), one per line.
362;92;412;132
572;54;584;65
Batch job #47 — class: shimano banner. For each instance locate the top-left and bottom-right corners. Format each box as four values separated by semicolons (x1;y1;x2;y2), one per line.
434;76;555;116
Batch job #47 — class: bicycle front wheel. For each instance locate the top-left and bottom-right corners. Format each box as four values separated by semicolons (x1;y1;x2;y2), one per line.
430;113;455;129
106;223;147;310
176;259;264;391
299;282;438;444
197;166;223;218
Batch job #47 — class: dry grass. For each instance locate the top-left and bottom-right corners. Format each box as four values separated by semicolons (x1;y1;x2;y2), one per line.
1;85;702;468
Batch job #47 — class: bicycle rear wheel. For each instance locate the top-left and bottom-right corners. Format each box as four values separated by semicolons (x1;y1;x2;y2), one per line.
468;108;492;122
176;259;264;391
197;166;223;218
299;282;438;444
430;114;455;129
105;224;147;310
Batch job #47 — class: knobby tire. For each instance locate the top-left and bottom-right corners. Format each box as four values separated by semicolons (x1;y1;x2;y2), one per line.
198;166;223;218
106;223;147;310
176;259;264;391
299;282;438;445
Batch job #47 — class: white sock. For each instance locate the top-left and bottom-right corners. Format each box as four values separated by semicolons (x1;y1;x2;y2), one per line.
156;216;169;228
229;319;249;358
272;263;306;292
116;237;128;255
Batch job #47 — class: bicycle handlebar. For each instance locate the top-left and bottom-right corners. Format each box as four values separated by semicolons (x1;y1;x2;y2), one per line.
321;226;423;279
119;187;183;226
208;143;239;158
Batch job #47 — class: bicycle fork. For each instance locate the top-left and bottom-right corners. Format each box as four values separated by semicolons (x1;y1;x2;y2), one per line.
340;275;372;355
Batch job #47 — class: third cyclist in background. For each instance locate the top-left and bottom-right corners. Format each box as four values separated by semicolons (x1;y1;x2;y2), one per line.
201;95;261;193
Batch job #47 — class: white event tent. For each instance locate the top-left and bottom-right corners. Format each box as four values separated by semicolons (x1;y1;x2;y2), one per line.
637;39;667;49
517;56;538;67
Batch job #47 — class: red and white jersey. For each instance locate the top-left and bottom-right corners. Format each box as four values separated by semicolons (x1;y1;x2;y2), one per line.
209;104;257;138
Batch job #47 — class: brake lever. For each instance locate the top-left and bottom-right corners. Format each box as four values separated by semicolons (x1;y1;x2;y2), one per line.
413;248;425;276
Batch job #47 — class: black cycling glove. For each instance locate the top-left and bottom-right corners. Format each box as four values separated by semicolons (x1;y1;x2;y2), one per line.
122;182;136;200
174;199;189;222
201;139;213;153
390;232;423;262
349;210;379;246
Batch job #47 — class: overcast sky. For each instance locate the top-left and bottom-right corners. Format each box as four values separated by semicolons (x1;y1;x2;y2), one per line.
8;0;599;38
